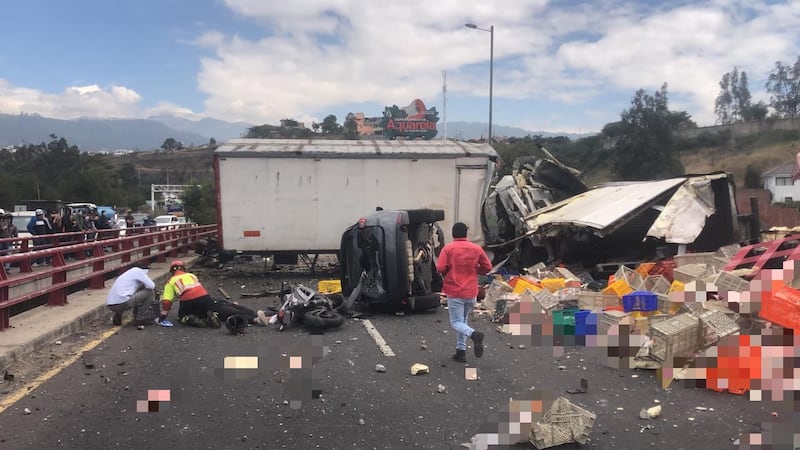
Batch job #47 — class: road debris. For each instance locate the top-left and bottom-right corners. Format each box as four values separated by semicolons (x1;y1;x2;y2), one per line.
375;364;386;373
410;363;429;375
437;384;447;394
566;378;588;394
23;408;31;415
3;371;13;381
529;397;596;449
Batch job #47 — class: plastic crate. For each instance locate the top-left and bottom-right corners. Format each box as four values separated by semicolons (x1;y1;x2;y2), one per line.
541;278;567;292
575;310;598;336
534;288;560;312
512;277;541;294
636;263;655;279
657;293;682;314
645;275;671;295
622;291;658;312
758;285;800;330
602;279;634;298
714;271;750;293
697;309;740;346
648;259;676;282
317;279;342;294
669;280;685;293
672;263;713;283
673;252;716;267
649;314;701;361
599;310;629;335
715;244;741;258
577;291;620;310
554;267;581;282
614;265;645;291
528;397;596;448
483;278;513;311
552;308;578;335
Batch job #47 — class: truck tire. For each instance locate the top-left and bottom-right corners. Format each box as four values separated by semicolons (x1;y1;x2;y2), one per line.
303;308;346;329
405;209;444;224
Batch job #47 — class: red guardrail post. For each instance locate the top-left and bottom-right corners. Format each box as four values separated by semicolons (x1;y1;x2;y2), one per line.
0;264;8;330
49;250;68;306
89;244;105;289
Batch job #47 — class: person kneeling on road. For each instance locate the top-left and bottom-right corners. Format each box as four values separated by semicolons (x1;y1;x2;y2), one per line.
436;222;492;363
106;263;157;326
159;260;270;329
159;260;222;328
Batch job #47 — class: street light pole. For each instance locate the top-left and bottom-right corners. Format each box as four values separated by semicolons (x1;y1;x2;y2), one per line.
465;23;494;145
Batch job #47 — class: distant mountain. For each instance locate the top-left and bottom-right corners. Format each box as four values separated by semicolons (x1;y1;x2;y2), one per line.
0;113;207;151
148;114;252;142
439;121;584;141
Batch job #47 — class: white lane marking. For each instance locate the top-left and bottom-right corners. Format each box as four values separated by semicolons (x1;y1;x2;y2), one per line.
361;319;396;357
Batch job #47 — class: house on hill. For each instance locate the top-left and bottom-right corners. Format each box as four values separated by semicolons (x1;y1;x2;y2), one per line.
762;161;800;204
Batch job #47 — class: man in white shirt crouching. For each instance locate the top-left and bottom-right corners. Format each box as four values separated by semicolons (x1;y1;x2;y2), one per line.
106;262;156;326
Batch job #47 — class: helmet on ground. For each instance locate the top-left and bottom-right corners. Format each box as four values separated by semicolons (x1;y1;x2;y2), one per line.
169;260;185;272
225;315;248;334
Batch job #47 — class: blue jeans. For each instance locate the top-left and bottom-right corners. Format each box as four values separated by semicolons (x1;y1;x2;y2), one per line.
447;297;475;351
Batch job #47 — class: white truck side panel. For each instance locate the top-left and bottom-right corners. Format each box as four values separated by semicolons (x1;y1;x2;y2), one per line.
218;155;489;253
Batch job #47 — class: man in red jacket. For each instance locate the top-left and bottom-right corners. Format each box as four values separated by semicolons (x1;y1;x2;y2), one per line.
436;222;492;363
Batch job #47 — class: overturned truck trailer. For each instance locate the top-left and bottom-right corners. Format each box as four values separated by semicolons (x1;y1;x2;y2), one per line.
484;161;742;268
214;139;500;265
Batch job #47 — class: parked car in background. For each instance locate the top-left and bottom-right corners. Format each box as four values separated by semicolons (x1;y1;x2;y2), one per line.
11;211;35;249
132;213;154;226
154;215;187;228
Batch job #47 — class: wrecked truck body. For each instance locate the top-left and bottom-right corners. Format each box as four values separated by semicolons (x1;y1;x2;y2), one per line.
483;163;741;268
481;152;588;264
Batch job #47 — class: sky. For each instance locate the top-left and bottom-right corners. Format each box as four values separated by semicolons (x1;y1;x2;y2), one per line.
1;0;799;134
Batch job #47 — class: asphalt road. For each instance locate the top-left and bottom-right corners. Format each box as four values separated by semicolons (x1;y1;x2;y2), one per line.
0;262;791;450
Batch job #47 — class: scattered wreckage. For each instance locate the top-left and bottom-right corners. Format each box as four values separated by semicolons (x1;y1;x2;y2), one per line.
482;150;746;271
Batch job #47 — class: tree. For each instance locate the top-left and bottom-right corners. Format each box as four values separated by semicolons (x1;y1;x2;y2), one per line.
741;101;769;121
715;67;753;124
312;122;321;133
161;138;179;151
607;83;686;180
209;137;217;146
320;115;341;134
766;57;800;118
343;114;359;140
181;182;216;225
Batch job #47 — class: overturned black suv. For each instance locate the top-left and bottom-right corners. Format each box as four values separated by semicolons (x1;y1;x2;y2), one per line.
340;209;444;311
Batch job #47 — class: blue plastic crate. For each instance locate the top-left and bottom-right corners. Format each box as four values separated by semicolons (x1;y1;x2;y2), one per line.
575;310;599;336
622;291;658;312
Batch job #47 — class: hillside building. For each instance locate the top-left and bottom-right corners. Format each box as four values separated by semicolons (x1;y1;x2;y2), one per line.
762;161;800;203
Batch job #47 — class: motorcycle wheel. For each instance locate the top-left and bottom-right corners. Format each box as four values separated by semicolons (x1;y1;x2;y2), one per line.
303;308;346;329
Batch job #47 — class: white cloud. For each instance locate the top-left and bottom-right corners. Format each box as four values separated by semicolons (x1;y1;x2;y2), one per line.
194;0;800;128
3;0;800;132
0;80;145;119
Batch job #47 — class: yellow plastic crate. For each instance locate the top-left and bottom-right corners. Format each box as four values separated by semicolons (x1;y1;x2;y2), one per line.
317;279;342;294
669;280;685;293
541;278;566;292
512;277;541;294
602;279;634;298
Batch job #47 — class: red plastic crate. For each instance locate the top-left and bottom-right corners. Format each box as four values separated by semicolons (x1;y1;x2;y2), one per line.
648;260;676;282
759;285;800;330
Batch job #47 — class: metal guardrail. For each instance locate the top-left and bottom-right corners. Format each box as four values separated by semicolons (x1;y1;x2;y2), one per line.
0;224;217;331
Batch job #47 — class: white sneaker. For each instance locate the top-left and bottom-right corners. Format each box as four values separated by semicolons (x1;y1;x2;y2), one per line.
256;310;269;326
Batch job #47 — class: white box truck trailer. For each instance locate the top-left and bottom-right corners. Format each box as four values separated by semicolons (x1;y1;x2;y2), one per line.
213;139;499;264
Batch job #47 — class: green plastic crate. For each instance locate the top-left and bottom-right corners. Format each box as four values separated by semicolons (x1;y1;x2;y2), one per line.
552;308;578;335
